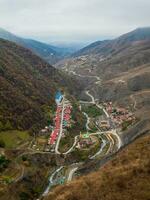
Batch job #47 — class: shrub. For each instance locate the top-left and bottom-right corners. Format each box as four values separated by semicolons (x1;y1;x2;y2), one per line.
0;139;5;148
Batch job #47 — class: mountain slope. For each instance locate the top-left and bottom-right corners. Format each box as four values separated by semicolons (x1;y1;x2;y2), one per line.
0;28;63;64
0;39;80;132
72;27;150;57
72;40;110;57
56;28;150;178
45;133;150;200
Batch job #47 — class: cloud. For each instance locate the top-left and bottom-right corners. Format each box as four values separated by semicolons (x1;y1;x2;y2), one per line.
0;0;150;42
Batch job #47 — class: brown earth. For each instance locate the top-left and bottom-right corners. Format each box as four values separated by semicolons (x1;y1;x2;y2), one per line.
45;133;150;200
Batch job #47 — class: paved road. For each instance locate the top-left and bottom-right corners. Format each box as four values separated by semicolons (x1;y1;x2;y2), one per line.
86;89;122;149
105;133;115;154
130;94;137;109
55;98;65;154
67;166;78;182
90;134;107;159
42;166;64;196
69;70;101;81
102;107;122;150
86;90;95;104
54;97;79;155
83;111;91;131
111;129;122;150
14;165;25;183
63;136;78;155
42;71;122;197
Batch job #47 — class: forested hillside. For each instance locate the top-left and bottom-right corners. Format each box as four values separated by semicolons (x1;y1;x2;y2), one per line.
0;39;81;132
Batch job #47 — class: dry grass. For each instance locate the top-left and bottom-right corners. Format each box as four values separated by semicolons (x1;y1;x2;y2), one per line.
45;134;150;200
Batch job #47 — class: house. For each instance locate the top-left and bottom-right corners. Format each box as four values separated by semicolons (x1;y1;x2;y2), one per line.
99;120;110;130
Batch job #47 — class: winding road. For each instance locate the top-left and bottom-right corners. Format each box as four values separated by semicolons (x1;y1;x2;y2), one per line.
42;166;64;196
83;111;91;131
130;94;137;110
63;136;79;155
42;69;122;196
86;90;95;104
67;166;78;182
90;134;107;159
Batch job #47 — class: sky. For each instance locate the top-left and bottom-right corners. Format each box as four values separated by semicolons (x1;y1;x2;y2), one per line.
0;0;150;44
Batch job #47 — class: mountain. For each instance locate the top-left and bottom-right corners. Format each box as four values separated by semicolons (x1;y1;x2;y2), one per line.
1;27;150;200
0;39;80;132
72;27;150;57
57;28;150;119
72;40;110;57
116;27;150;45
0;28;65;64
56;28;150;120
56;27;150;164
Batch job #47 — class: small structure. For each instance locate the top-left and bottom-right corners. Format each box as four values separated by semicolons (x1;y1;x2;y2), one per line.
55;91;63;105
80;133;90;139
99;120;110;130
78;133;94;149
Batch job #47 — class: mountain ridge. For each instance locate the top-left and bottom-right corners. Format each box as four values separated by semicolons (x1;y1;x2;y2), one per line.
72;27;150;57
0;28;67;64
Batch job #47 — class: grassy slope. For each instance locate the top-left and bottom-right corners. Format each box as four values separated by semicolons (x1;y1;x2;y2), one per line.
45;134;150;200
0;130;30;148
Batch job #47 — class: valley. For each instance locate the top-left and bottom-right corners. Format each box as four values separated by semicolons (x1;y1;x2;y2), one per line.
0;27;150;200
0;73;134;199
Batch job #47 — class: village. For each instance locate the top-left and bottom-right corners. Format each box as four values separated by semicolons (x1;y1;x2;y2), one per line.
103;102;136;131
30;91;136;157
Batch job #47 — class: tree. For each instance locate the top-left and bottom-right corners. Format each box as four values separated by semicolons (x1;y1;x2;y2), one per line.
0;121;4;131
0;139;5;148
4;120;13;130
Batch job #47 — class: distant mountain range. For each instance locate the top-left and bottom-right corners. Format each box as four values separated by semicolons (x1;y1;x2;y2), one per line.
0;28;80;64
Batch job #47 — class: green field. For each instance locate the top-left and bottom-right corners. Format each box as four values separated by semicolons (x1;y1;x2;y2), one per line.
82;105;103;118
0;130;30;148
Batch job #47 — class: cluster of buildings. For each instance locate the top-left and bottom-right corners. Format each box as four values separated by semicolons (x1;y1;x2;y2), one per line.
76;133;95;149
62;105;72;129
48;91;72;146
48;105;62;145
104;102;135;128
48;91;63;145
98;120;110;131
